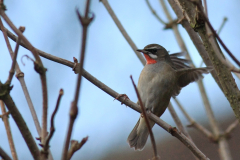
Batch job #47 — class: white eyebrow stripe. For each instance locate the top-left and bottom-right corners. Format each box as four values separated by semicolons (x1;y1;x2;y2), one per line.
148;53;158;59
146;46;158;50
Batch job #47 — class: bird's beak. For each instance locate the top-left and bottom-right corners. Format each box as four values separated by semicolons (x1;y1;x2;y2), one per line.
136;49;148;54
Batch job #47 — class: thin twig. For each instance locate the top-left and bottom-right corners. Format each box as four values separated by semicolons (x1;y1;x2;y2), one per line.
217;17;227;34
42;89;63;158
67;137;88;160
168;103;192;139
0;18;54;160
203;0;208;17
61;1;93;160
6;26;25;85
0;23;43;138
0;9;49;150
130;76;160;160
224;119;239;137
100;0;146;65
0;146;12;160
0;101;18;160
168;103;199;159
173;98;214;140
193;1;240;68
146;0;166;24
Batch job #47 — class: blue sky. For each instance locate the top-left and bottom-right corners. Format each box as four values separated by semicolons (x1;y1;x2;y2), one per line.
0;0;240;159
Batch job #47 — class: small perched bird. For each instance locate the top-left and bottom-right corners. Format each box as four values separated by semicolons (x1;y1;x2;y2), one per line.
127;44;212;150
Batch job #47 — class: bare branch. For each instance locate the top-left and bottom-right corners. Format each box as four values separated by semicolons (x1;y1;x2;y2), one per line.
224;119;239;138
173;98;214;140
0;101;18;160
6;26;25;85
67;137;88;160
0;84;40;160
61;1;93;159
0;9;49;149
193;1;240;69
218;17;227;34
130;76;160;160
42;89;63;158
146;0;166;24
100;0;146;65
0;146;12;160
203;0;208;17
0;24;43;139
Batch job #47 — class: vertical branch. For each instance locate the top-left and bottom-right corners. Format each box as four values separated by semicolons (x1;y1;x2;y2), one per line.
0;101;18;160
0;21;42;139
6;26;25;85
0;10;49;149
61;1;93;160
130;76;160;160
42;89;63;158
100;0;146;65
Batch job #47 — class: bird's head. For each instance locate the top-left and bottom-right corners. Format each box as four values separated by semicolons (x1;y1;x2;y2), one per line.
137;44;169;65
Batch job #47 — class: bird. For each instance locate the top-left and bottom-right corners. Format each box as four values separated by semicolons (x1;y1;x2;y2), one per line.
127;44;212;150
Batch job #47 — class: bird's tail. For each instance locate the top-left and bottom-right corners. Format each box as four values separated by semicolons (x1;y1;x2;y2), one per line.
127;117;155;150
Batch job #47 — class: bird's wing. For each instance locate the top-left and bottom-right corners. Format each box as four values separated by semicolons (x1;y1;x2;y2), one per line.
169;52;192;69
172;67;213;97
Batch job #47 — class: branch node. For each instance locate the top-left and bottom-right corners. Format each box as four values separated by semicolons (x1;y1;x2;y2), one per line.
114;94;129;105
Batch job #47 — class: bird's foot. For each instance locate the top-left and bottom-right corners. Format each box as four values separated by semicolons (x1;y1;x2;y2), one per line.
114;94;129;105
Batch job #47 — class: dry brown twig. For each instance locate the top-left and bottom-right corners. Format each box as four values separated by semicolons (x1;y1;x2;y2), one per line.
61;1;93;159
173;98;214;140
0;7;49;155
146;0;166;25
100;0;146;65
0;101;18;160
0;146;12;160
40;89;63;158
192;1;240;72
224;119;239;138
67;137;88;160
0;25;44;147
130;76;160;160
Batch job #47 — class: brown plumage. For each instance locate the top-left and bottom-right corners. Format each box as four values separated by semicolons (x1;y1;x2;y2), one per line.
127;44;212;150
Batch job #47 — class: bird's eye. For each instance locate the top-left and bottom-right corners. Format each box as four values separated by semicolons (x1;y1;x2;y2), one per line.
151;49;157;53
146;48;157;54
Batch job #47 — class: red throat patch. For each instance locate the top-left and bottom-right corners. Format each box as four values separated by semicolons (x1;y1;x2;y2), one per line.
143;54;157;64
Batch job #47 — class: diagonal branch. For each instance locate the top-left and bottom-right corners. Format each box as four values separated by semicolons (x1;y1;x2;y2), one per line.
100;0;146;65
193;1;240;68
6;26;24;85
146;0;166;25
0;9;49;149
67;137;88;160
0;101;18;160
130;76;160;160
0;146;12;160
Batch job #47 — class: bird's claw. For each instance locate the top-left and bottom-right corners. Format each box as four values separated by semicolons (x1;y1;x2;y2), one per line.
114;94;129;105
